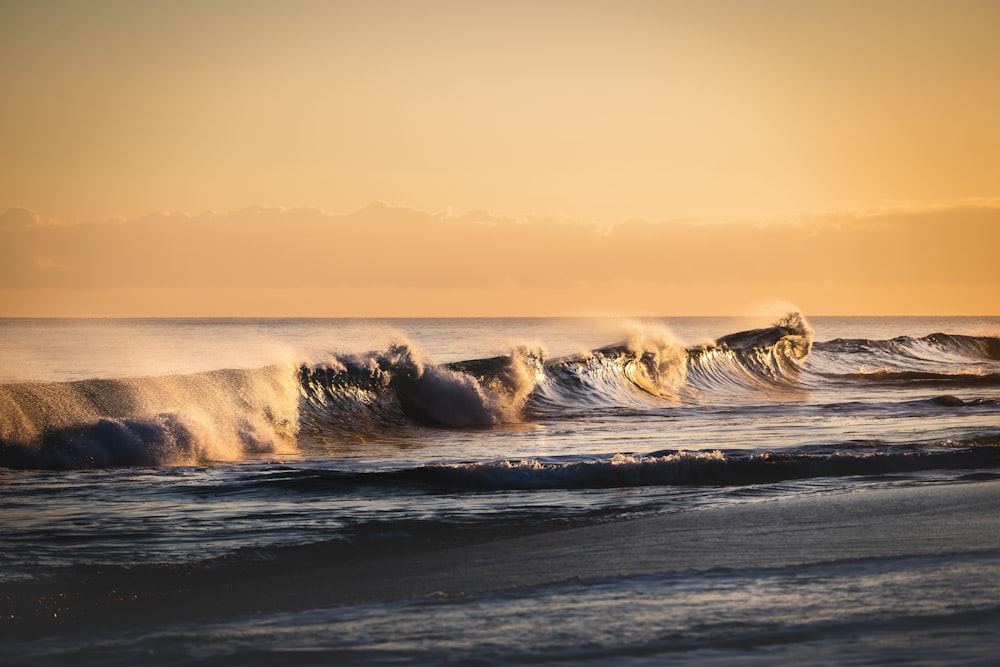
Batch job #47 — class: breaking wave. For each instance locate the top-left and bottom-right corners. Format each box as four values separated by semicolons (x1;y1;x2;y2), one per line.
0;368;299;469
3;312;999;470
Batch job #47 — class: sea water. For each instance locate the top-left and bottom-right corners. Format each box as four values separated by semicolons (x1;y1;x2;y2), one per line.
1;315;999;665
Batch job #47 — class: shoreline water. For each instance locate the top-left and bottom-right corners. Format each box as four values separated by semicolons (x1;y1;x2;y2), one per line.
6;478;999;643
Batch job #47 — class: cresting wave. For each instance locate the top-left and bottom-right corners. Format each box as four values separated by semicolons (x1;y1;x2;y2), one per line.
298;313;813;432
2;313;999;471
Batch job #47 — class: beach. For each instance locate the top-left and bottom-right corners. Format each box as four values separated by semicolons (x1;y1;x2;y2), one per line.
6;478;1000;665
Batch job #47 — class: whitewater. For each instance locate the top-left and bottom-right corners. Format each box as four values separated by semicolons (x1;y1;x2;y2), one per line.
2;314;999;665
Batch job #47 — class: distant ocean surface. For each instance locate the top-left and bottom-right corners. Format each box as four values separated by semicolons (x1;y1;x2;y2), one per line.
2;315;1000;665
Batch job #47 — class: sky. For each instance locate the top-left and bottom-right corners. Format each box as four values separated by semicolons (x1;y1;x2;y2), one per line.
2;0;998;316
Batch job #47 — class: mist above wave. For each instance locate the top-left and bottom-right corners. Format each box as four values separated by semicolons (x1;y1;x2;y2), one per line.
0;367;299;469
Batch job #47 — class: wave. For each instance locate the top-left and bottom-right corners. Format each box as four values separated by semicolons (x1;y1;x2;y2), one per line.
818;333;1000;362
0;368;299;469
829;370;1000;387
210;437;1000;493
298;342;540;433
807;332;1000;388
414;440;1000;490
4;313;999;470
531;312;813;410
294;316;812;435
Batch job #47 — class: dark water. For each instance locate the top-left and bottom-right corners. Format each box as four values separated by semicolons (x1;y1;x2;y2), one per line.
2;315;999;664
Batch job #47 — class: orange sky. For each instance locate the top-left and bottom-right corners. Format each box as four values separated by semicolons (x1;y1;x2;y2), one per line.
2;0;998;316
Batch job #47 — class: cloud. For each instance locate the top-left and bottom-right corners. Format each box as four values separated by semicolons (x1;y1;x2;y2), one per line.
1;201;997;315
0;207;45;229
32;255;75;272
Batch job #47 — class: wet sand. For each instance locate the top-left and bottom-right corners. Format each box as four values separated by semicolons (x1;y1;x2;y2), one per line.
5;479;1000;640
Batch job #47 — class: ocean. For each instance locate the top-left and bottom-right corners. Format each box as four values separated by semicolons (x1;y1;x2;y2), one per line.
2;314;999;665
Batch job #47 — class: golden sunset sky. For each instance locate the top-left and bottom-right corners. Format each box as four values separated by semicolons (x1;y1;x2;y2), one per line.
2;0;998;316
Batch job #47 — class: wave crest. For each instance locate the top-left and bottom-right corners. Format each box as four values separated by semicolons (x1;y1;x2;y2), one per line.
300;339;541;435
624;327;688;396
